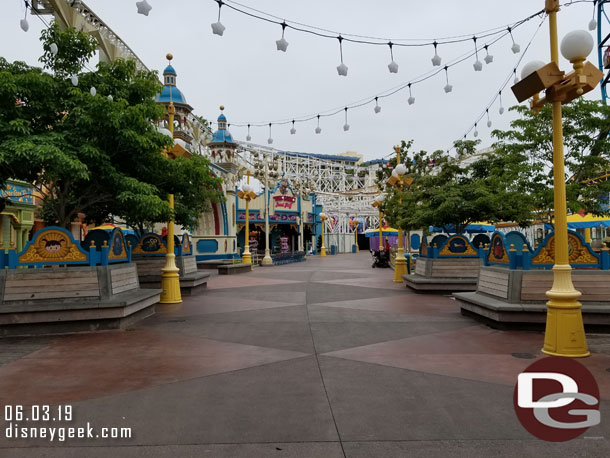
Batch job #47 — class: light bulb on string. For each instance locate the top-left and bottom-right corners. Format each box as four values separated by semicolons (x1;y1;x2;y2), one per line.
246;124;251;142
443;66;453;93
498;91;505;114
486;109;492;128
107;94;113;101
20;1;29;32
508;26;520;53
473;123;479;137
472;36;483;71
343;107;350;131
267;123;273;144
431;41;442;66
336;35;348;76
136;0;152;16
290;120;296;135
387;42;399;73
513;68;519;85
407;83;415;105
483;45;493;64
276;21;289;52
315;115;322;134
71;75;79;86
211;0;226;36
90;86;97;96
49;43;58;56
374;97;381;113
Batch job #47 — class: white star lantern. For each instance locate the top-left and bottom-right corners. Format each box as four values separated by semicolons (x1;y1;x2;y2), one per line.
315;126;322;134
388;61;399;74
431;52;441;67
71;75;79;86
408;96;415;105
374;99;381;113
473;60;483;72
246;134;252;141
211;21;226;36
267;137;273;144
589;18;597;31
290;127;296;135
276;37;289;52
499;106;505;115
20;19;29;32
444;84;453;93
474;128;478;137
487;120;492;128
484;53;494;64
343;124;350;131
511;42;521;54
49;43;58;56
136;0;152;16
336;63;348;76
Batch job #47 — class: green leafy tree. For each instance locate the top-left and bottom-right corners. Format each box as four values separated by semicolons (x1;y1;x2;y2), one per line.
493;99;610;220
0;23;222;230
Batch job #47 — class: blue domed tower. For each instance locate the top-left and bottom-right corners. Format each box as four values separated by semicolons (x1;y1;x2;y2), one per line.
155;53;194;144
209;106;237;166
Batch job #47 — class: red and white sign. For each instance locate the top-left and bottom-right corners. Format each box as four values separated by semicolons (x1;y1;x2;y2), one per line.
274;195;296;209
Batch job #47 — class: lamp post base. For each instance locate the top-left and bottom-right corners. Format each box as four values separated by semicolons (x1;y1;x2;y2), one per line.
242;251;252;265
320;246;326;257
393;249;407;282
262;249;273;265
160;256;182;304
542;264;589;357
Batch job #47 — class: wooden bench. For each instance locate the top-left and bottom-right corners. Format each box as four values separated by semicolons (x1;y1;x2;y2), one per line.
405;257;481;292
218;263;252;275
0;264;160;337
454;266;610;329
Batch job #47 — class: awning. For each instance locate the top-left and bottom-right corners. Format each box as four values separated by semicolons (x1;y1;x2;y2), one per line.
566;213;610;229
364;227;399;237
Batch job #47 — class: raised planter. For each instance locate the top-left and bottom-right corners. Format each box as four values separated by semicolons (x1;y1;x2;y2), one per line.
454;266;610;329
218;263;252;275
132;232;208;295
0;226;159;336
404;235;481;292
0;264;160;337
454;230;610;330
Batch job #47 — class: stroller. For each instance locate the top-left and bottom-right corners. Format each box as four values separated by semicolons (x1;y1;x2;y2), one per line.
371;249;390;268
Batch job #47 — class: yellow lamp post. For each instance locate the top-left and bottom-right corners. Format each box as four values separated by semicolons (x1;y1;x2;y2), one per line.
160;97;182;304
319;212;327;257
350;218;360;253
386;146;413;283
511;0;603;357
238;170;257;265
372;196;384;251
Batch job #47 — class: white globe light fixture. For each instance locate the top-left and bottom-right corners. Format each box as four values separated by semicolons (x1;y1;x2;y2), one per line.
394;163;407;176
520;60;546;80
560;30;594;63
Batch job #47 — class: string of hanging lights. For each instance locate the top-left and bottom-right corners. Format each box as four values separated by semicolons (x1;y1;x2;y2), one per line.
210;15;545;139
207;0;552;77
447;14;548;153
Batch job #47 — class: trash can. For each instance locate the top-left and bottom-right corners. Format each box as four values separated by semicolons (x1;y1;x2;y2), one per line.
352;244;357;253
330;245;337;255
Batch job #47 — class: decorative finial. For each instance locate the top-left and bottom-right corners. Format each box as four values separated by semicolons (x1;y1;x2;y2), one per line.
166;53;173;62
220;105;224;111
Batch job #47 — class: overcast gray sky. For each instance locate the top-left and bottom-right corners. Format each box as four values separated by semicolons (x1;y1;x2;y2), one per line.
3;0;599;160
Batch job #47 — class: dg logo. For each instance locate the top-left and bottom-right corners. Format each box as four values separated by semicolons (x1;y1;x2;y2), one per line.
514;356;601;442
